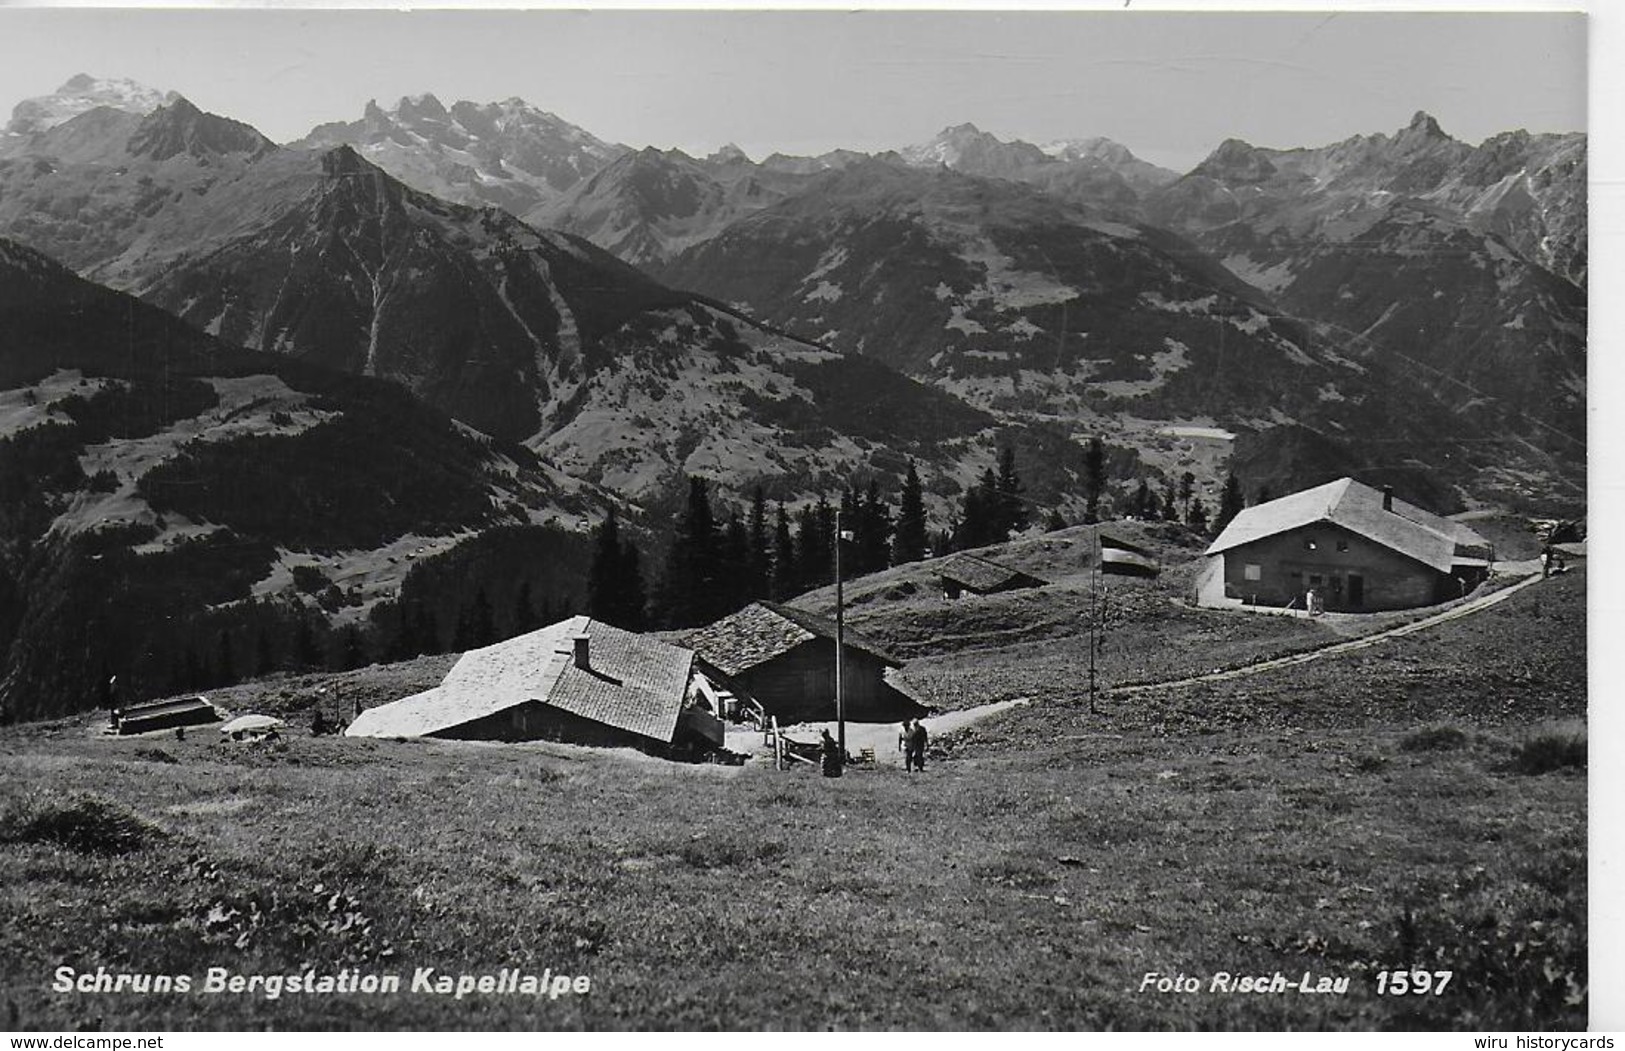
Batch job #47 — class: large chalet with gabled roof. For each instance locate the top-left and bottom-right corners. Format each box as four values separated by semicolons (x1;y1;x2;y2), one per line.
1200;477;1493;613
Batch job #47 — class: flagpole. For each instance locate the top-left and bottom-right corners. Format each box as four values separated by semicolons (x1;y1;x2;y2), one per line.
835;508;846;758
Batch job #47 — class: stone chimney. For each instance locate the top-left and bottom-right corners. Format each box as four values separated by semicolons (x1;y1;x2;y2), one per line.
572;635;590;670
1381;485;1394;512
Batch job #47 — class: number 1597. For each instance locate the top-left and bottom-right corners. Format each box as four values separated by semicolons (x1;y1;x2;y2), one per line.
1376;970;1452;995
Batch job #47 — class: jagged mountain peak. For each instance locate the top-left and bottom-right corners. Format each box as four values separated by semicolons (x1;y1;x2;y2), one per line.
1406;110;1446;137
125;96;275;161
1191;137;1276;182
707;142;752;166
394;93;450;122
901;122;1051;176
293;94;627;215
1390;109;1454;152
1040;136;1134;164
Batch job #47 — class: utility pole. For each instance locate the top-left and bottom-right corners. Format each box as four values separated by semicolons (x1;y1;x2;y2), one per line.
1088;525;1105;716
834;508;847;757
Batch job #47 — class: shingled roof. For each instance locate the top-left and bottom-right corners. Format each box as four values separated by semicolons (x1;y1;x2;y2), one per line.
1205;478;1491;573
347;617;695;743
683;601;898;679
938;552;1048;592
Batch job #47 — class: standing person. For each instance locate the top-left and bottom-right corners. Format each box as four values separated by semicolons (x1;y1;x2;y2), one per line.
908;719;929;772
898;719;913;766
820;728;843;778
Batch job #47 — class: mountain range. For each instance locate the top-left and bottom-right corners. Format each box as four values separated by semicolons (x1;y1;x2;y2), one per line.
0;75;1588;717
0;92;993;507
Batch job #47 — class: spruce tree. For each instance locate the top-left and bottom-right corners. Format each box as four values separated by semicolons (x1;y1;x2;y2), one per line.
997;447;1029;533
456;588;495;650
893;460;928;565
340;624;366;670
1186;496;1210;531
720;509;751;614
512;579;537;634
794;503;820;592
747;486;770;602
859;478;892;575
1162;481;1181;522
1132;479;1154;520
588;509;625;625
295;615;321;669
216;630;235;686
1083;437;1106;525
1216;473;1246;533
254;623;275;677
772;502;795;600
658;475;720;628
618;542;647;631
814;493;836;583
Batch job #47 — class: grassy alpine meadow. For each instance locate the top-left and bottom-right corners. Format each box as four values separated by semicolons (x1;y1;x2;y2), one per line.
0;564;1586;1031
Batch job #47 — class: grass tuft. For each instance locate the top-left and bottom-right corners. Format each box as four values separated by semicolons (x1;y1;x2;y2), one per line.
133;747;180;764
1399;725;1468;753
1512;732;1586;775
0;794;164;855
679;835;787;870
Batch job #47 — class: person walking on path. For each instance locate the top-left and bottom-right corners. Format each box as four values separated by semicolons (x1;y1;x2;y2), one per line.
906;719;929;772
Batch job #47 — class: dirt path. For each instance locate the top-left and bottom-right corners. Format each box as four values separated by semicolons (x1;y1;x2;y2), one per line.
1112;571;1549;697
725;699;1031;765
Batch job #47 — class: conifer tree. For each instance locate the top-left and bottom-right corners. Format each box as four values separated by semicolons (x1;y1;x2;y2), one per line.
1216;473;1246;534
340;624;366;670
720;509;752;614
814;493;836;582
216;630;235;686
794;503;820;592
512;579;537;634
1186;495;1210;531
859;478;892;575
295;615;321;669
588;509;626;624
658;475;721;628
747;486;770;602
997;446;1029;534
619;543;647;631
1132;479;1155;520
1162;481;1181;522
1083;437;1106;524
772;502;795;600
455;587;495;650
893;460;928;565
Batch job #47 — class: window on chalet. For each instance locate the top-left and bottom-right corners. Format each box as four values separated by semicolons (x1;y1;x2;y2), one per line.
1304;537;1318;551
1337;539;1349;552
1244;563;1262;581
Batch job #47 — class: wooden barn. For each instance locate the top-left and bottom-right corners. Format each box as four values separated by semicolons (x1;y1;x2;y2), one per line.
346;617;725;757
1201;477;1493;613
683;601;926;724
114;695;221;735
938;553;1048;600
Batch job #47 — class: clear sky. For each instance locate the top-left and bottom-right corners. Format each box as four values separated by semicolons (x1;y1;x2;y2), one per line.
0;8;1586;171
